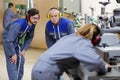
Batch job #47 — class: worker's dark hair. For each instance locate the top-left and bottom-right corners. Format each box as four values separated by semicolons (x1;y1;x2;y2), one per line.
27;8;39;17
8;2;14;8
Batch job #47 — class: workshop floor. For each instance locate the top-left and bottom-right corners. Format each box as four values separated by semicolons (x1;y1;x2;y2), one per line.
0;44;71;80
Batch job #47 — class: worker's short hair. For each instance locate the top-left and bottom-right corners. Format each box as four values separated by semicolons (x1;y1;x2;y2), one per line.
27;8;39;17
8;2;14;8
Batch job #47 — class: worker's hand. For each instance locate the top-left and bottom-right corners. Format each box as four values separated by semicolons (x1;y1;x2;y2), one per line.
20;50;26;58
104;61;111;72
16;8;22;14
10;54;17;64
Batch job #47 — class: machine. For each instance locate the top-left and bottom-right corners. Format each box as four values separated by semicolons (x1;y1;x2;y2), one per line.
75;1;120;80
77;23;120;80
77;26;120;80
77;12;120;80
77;43;120;80
77;63;120;80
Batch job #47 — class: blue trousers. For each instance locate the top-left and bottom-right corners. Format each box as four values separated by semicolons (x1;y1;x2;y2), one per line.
6;54;24;80
3;41;25;80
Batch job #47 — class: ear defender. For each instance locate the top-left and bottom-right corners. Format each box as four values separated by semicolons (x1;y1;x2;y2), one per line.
47;14;50;19
26;14;30;21
92;35;101;46
59;13;63;18
47;13;62;19
90;23;102;46
38;14;40;20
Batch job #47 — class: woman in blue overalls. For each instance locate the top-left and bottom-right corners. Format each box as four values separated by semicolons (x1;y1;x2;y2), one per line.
32;23;110;80
2;8;40;80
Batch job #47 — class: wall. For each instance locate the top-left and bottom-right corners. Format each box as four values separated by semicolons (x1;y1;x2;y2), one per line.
81;0;120;17
64;12;75;20
10;0;26;4
63;0;81;15
0;0;5;43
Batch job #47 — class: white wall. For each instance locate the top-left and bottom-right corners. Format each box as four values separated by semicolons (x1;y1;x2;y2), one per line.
81;0;120;17
63;0;80;15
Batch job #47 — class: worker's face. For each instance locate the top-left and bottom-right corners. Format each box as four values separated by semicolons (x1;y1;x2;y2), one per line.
30;14;40;25
49;9;60;25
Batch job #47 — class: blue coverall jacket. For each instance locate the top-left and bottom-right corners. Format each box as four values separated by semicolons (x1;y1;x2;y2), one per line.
45;17;75;48
2;18;35;80
3;8;19;28
32;33;107;80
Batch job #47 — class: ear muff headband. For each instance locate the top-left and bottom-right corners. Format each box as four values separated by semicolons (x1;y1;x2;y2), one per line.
47;13;62;19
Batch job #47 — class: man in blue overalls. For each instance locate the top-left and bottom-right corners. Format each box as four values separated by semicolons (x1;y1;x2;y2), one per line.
45;7;75;48
2;8;40;80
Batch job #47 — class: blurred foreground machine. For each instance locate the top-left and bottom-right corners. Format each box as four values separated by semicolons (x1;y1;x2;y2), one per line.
77;39;120;80
77;25;120;80
78;63;120;80
76;1;120;80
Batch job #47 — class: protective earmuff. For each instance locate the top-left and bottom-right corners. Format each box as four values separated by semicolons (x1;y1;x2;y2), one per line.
90;23;102;46
59;13;62;18
92;35;101;46
47;13;62;19
26;13;30;21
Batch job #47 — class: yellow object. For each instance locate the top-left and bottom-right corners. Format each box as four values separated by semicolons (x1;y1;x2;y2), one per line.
47;13;62;19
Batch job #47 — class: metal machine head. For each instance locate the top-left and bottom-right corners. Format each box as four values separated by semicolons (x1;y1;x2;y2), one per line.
116;0;120;3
